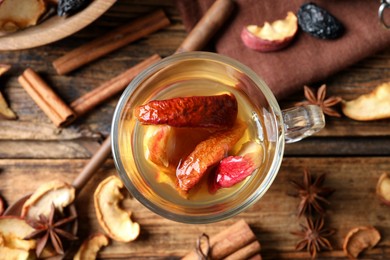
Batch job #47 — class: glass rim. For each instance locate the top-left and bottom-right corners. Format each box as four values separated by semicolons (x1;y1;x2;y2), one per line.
111;51;285;224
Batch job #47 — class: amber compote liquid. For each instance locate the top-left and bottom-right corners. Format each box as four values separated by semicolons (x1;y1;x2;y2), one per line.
117;59;271;209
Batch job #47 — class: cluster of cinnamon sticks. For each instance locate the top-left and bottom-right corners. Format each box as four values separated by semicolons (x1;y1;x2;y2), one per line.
183;219;262;259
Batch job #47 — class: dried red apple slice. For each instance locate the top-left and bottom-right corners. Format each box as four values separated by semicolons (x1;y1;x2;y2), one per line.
241;12;298;52
177;120;246;192
342;82;390;121
135;94;238;128
214;141;264;190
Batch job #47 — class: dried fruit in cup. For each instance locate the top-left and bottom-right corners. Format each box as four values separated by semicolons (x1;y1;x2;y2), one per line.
177;120;246;192
0;0;46;33
343;226;380;259
74;233;109;260
376;173;390;206
21;180;75;221
210;141;264;192
135;94;238;128
298;3;344;39
241;12;298;52
94;176;140;242
144;125;174;168
342;82;390;121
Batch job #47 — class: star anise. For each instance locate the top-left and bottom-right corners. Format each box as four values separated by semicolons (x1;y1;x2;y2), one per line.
295;84;342;117
25;204;78;257
292;216;335;259
290;169;335;217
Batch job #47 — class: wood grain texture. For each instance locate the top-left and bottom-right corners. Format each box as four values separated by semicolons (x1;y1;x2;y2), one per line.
0;158;389;259
0;0;389;259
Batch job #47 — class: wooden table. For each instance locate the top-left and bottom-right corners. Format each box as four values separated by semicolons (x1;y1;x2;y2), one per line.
1;0;389;259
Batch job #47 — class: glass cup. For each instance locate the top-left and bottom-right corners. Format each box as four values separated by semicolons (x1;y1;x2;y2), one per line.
112;52;325;224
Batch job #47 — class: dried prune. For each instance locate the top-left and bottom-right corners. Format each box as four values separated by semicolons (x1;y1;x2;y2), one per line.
297;3;344;39
58;0;90;17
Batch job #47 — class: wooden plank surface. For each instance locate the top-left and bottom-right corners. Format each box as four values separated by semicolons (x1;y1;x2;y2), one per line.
0;157;389;259
0;0;389;259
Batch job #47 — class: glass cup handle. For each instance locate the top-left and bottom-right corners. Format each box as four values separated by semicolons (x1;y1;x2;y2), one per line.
282;105;325;143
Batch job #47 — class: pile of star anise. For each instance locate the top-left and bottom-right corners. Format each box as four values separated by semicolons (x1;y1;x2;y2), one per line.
289;169;336;259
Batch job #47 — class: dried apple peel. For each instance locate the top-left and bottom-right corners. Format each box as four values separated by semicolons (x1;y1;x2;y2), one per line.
342;82;390;121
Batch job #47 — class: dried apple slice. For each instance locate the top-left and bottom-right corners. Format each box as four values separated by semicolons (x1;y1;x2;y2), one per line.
0;0;46;32
21;180;76;221
241;12;298;52
94;176;140;242
0;216;36;252
135;94;238;128
343;226;380;259
342;82;390;121
74;233;109;260
0;247;31;259
376;173;390;206
144;125;174;168
0;91;17;120
213;141;264;190
0;64;10;76
0;64;17;120
177;120;246;192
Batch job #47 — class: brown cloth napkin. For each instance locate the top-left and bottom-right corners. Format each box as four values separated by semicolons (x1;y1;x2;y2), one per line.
176;0;390;100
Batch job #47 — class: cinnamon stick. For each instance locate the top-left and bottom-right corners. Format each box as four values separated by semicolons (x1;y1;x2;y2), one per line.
175;0;234;53
70;54;161;116
224;240;261;260
53;9;170;75
18;68;76;127
182;219;261;260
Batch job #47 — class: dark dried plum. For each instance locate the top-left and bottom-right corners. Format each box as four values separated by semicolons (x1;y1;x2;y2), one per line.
58;0;91;17
297;3;344;39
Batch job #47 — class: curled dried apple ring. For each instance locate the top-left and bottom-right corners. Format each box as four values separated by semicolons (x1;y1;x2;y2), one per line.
342;82;390;121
